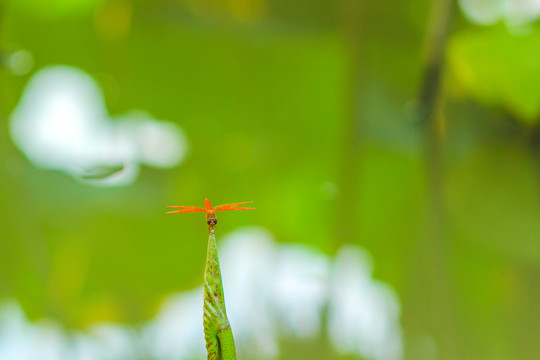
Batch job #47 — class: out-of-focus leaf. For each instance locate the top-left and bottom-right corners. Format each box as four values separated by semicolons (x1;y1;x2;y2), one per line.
448;27;540;125
7;0;103;19
448;143;540;263
204;230;237;360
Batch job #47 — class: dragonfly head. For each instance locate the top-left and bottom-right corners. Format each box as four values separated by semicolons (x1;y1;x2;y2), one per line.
207;217;217;226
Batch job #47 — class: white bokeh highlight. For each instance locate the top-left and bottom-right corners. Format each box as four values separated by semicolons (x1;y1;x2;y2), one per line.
6;50;34;76
0;227;403;360
9;65;188;186
328;246;403;360
459;0;540;26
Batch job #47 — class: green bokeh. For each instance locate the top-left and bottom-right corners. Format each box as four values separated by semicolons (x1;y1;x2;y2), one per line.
1;0;540;359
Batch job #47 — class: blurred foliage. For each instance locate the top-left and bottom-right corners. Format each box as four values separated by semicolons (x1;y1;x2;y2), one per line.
6;0;104;19
1;0;540;359
449;25;540;124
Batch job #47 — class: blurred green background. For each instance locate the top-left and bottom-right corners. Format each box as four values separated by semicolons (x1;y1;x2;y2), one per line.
1;0;540;359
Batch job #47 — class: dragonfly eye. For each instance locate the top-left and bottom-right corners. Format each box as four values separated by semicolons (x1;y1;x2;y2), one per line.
207;218;217;226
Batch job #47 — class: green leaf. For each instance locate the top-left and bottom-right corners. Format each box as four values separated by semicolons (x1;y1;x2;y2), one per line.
448;26;540;125
203;230;237;360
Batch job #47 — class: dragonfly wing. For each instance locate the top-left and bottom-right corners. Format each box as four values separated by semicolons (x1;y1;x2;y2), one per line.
168;205;206;211
214;202;253;211
167;206;206;214
168;209;206;214
215;207;256;212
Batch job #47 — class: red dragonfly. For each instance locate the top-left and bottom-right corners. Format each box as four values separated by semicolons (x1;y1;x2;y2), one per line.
168;199;255;232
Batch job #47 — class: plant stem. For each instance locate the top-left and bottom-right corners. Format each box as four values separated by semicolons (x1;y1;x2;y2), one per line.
333;0;364;250
203;230;236;360
406;0;459;359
